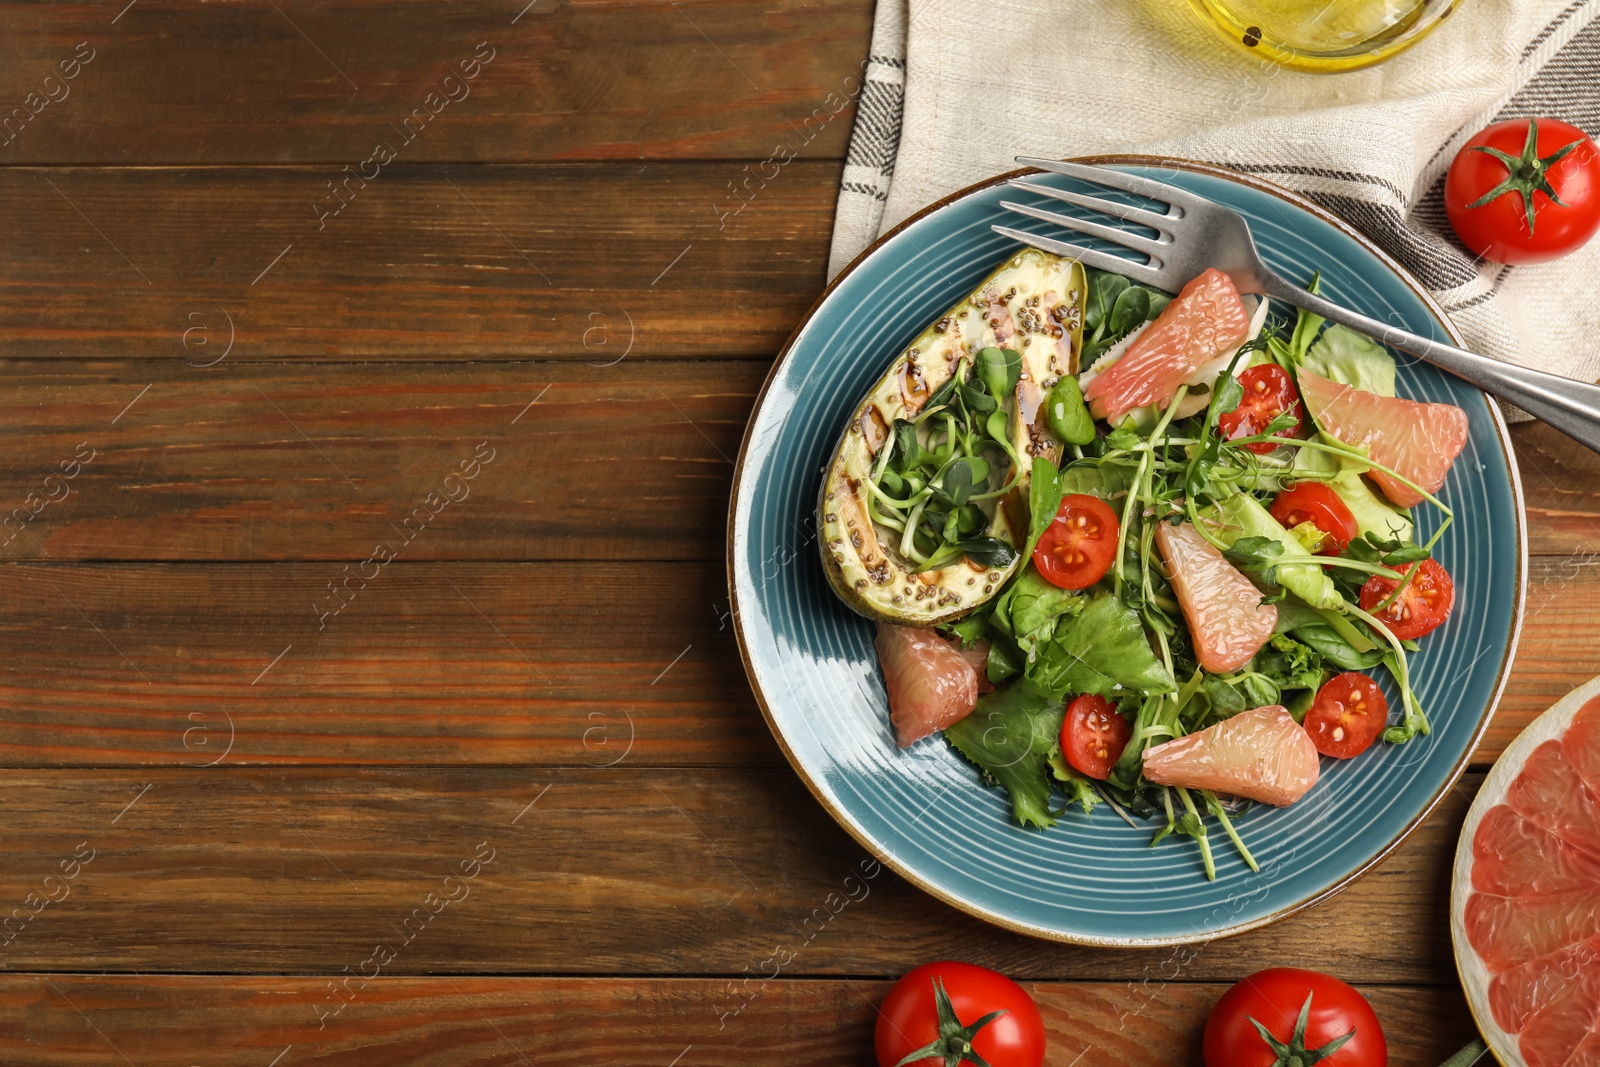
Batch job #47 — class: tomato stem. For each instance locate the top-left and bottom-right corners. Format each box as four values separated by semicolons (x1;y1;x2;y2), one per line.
890;977;1008;1067
1466;118;1585;235
1247;990;1356;1067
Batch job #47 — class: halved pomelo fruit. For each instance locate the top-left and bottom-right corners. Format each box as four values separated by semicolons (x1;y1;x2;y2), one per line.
1453;676;1600;1066
1154;519;1277;673
1297;369;1468;508
1083;267;1252;423
875;622;979;747
1142;704;1319;807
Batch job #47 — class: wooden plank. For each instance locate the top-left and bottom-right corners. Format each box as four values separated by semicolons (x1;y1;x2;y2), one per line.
0;360;756;563
0;0;870;164
0;555;1583;766
0;163;837;359
0;561;762;766
0;975;1477;1067
0;767;1478;981
1490;554;1600;762
1512;420;1600;555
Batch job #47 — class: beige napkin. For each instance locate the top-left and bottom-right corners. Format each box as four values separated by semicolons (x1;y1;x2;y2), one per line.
830;0;1600;392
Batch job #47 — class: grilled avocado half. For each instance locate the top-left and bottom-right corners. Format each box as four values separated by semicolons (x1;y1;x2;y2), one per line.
818;248;1086;626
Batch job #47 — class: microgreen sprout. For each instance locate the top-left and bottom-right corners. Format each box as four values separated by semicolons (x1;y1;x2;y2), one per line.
864;350;1033;573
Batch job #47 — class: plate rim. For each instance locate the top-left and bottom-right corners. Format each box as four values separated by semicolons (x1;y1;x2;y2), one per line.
726;154;1528;947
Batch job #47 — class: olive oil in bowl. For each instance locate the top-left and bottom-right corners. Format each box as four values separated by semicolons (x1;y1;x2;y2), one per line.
1185;0;1459;72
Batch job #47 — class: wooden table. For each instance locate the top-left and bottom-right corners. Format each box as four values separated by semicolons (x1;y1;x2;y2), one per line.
1;3;1595;1063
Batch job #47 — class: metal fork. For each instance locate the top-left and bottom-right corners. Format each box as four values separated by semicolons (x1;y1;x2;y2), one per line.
994;155;1600;454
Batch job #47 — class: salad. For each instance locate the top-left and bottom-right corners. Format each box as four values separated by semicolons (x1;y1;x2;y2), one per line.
817;247;1469;878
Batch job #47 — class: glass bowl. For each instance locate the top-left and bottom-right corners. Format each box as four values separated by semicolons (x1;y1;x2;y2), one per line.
1184;0;1462;72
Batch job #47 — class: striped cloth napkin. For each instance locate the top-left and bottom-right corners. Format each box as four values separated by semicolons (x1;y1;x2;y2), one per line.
829;0;1600;396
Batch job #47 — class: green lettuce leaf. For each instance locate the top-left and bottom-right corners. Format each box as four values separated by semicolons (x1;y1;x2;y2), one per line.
1254;633;1327;693
1291;623;1385;671
943;678;1065;828
991;566;1085;647
1301;323;1396;396
1059;461;1136;500
1046;748;1102;815
1023;456;1063;564
1029;593;1177;700
985;631;1024;685
941;608;992;649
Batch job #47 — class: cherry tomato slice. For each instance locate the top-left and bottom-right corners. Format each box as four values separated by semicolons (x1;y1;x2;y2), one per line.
1060;694;1130;780
1268;482;1358;555
1033;494;1119;590
1217;364;1303;454
1304;673;1388;758
1359;558;1455;641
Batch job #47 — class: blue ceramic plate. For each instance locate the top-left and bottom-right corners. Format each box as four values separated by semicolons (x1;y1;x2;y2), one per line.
728;157;1526;946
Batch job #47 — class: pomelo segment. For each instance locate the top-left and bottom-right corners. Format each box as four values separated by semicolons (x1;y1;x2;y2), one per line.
1471;805;1600;897
1488;936;1600;1032
1518;962;1600;1067
1083;268;1251;423
1465;890;1600;970
875;623;979;747
1567;1026;1600;1066
1507;740;1600;861
1567;694;1600;793
1154;519;1276;673
1297;368;1468;507
1141;704;1318;806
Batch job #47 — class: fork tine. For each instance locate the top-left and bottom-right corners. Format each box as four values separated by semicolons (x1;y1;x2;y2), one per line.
1007;177;1176;231
990;225;1167;290
999;199;1168;257
1015;156;1210;212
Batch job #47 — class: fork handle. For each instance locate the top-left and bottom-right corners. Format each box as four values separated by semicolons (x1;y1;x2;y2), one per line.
1258;274;1600;455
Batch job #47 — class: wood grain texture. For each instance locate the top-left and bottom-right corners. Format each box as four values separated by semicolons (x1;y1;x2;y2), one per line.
0;561;758;766
1512;420;1600;554
0;0;871;164
0;163;836;359
0;766;1477;981
0;976;1477;1066
0;360;756;563
0;556;1583;767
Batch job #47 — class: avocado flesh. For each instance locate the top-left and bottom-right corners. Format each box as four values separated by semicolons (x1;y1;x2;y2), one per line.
818;248;1085;626
1200;492;1344;611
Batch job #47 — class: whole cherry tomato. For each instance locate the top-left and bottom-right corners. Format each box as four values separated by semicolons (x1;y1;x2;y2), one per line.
1444;117;1600;264
1204;967;1386;1067
875;961;1045;1067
